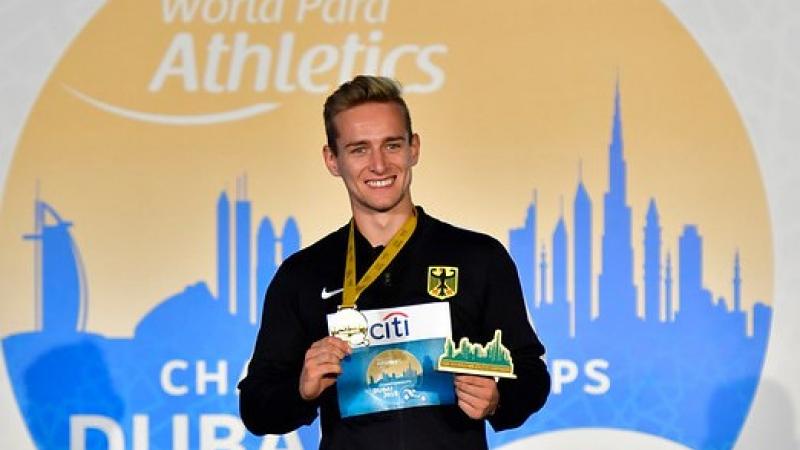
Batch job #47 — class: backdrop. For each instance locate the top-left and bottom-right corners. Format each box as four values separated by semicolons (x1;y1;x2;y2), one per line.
1;1;798;449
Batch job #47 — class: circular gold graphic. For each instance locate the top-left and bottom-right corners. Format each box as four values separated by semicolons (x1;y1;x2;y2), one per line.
366;349;422;385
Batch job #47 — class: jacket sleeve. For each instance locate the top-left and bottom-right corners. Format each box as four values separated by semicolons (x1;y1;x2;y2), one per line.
238;257;320;435
481;240;551;431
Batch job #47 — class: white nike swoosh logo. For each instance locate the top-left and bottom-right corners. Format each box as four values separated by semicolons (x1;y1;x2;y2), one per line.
320;287;343;300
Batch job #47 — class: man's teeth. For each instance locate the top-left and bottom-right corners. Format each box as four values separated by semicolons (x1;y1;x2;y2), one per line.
367;178;394;187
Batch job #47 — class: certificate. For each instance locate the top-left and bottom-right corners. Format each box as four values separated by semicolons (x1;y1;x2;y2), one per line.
328;302;455;418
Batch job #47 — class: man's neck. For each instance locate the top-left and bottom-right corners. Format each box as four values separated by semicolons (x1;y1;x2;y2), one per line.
352;202;415;247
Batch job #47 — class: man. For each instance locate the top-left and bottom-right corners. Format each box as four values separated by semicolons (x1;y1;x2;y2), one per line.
239;75;549;449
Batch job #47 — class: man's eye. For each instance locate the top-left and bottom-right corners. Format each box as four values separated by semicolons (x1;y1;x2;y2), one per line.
350;147;367;154
386;143;402;150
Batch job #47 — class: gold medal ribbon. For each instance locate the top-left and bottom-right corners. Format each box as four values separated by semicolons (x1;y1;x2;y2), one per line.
341;213;417;309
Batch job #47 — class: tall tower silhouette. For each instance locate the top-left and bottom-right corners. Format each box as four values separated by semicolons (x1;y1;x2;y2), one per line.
664;252;674;322
539;245;548;305
552;208;568;306
255;216;301;324
235;176;252;317
282;217;300;259
23;199;88;333
256;218;276;323
217;192;230;307
731;250;749;335
733;250;742;313
677;225;714;328
510;197;538;311
598;81;637;322
552;202;573;335
573;167;592;332
678;225;702;311
644;199;662;322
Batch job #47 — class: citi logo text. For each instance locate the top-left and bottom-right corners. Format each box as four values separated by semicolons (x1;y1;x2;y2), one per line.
369;311;409;341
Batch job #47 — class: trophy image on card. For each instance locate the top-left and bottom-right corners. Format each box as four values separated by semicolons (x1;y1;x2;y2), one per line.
436;329;517;379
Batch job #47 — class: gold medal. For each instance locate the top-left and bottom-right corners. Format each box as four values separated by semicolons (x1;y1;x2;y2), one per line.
328;212;418;347
329;307;370;348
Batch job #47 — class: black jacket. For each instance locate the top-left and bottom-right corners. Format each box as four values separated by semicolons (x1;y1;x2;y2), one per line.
239;208;550;449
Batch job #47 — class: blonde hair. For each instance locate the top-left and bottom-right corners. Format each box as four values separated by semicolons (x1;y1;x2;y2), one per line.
323;75;413;154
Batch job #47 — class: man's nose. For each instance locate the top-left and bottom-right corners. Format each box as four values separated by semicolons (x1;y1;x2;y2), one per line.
369;148;387;173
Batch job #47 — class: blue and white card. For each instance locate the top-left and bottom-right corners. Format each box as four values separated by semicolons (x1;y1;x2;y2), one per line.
327;302;455;418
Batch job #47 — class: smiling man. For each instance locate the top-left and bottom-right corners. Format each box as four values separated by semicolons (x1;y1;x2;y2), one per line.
238;75;550;450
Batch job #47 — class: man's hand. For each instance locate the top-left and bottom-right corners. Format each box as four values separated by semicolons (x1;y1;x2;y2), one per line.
454;375;499;419
299;336;351;401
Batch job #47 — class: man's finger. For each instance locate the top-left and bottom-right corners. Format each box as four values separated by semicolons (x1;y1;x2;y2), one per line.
306;362;342;379
320;336;352;354
306;354;335;369
306;339;350;361
456;384;487;404
455;379;493;398
306;346;347;363
457;398;482;420
455;374;494;388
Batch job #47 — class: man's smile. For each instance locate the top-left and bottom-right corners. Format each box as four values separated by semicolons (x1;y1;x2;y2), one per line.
366;176;396;188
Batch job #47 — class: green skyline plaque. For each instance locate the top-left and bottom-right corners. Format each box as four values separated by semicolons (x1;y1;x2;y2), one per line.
436;329;516;379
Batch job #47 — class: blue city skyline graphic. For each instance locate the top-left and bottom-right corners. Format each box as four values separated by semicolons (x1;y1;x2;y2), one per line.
2;84;771;449
337;341;456;418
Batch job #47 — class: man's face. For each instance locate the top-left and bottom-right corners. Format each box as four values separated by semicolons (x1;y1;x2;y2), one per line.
323;102;420;215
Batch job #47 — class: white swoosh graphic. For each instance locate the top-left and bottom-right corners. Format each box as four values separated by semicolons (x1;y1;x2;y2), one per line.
321;287;343;300
62;84;280;125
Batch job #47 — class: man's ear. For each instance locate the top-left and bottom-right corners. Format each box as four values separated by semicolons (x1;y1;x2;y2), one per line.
323;145;340;176
410;133;420;166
